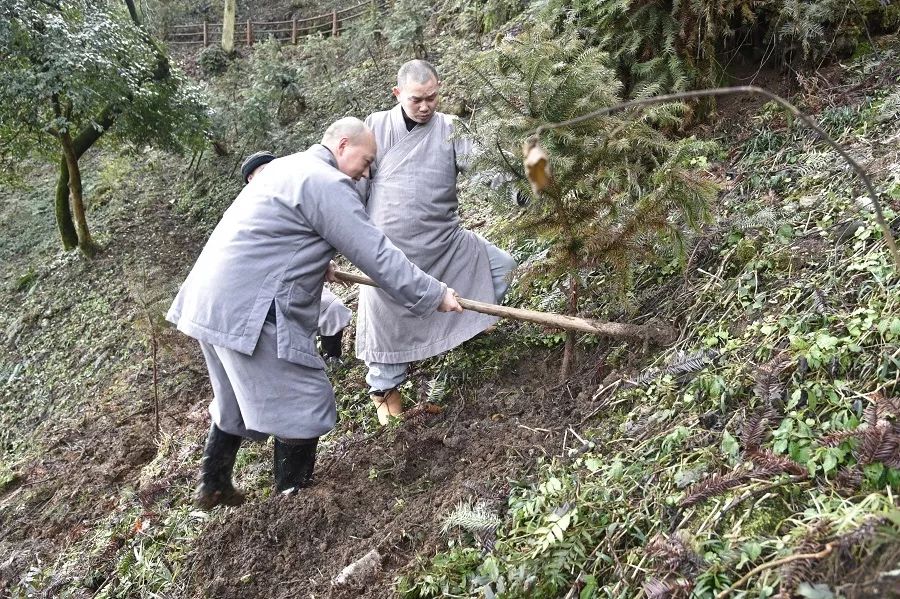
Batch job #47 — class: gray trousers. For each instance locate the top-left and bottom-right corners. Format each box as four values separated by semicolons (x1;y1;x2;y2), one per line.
201;321;337;440
366;241;516;392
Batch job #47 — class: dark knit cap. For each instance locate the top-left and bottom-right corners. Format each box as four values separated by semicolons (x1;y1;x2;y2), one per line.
240;151;276;184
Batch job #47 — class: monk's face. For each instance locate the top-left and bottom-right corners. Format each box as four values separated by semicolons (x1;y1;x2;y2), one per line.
336;132;377;181
393;76;439;124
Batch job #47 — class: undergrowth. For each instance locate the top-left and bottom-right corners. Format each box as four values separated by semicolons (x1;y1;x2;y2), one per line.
397;46;900;599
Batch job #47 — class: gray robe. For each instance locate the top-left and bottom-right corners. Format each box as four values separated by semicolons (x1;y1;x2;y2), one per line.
355;105;498;364
319;286;351;337
167;145;446;436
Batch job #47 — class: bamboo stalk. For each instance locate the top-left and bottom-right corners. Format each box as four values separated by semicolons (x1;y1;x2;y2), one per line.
333;270;675;343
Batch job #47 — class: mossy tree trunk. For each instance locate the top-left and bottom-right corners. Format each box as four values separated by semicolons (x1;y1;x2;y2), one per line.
55;157;78;250
58;131;98;257
52;104;115;254
124;0;140;25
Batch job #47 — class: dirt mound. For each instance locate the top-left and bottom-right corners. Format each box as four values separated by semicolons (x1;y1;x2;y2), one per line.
189;355;597;598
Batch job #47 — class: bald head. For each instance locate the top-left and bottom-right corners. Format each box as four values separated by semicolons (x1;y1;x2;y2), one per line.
397;60;439;88
321;117;377;181
321;117;371;147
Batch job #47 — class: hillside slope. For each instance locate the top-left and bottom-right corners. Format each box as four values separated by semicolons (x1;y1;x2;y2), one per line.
1;17;899;599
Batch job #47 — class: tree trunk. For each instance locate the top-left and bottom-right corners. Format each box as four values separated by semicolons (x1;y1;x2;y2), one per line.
222;0;236;53
48;9;171;255
53;104;116;252
59;133;98;257
124;0;141;25
560;277;579;381
55;157;78;250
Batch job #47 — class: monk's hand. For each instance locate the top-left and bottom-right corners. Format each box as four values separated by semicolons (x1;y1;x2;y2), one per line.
438;288;464;313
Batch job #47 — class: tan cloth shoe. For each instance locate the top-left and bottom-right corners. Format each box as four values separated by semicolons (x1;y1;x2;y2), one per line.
371;388;404;425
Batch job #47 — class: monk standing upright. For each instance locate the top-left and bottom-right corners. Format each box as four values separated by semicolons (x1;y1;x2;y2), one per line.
356;60;517;424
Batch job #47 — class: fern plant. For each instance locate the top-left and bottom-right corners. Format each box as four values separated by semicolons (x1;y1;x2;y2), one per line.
463;26;718;375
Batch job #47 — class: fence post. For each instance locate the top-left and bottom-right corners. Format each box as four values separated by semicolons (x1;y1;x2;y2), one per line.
291;18;298;44
246;19;252;45
332;10;338;36
202;21;208;46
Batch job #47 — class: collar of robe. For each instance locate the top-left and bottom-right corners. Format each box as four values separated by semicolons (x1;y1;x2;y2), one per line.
390;103;435;143
309;143;338;168
400;106;418;132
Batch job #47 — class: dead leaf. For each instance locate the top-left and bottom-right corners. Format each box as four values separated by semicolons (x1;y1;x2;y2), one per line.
522;138;550;195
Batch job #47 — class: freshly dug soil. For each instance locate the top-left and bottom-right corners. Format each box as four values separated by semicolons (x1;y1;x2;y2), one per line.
189;355;600;598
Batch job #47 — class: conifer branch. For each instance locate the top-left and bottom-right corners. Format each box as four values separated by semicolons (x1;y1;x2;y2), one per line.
466;64;525;117
526;86;900;270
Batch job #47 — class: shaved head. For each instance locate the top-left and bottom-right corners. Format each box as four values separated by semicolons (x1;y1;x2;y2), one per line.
321;117;377;181
397;60;439;88
393;61;441;124
321;117;370;146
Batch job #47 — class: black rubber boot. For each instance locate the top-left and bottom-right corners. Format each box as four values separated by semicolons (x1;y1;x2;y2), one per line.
194;424;245;510
320;329;343;359
273;437;318;494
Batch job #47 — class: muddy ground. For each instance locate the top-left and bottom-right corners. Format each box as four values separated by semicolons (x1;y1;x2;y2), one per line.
189;352;604;598
0;151;608;597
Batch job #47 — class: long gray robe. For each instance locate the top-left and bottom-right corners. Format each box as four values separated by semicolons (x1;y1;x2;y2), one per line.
167;144;446;436
355;105;498;364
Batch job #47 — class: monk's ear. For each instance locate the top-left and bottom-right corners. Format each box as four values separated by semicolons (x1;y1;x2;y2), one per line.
392;86;401;99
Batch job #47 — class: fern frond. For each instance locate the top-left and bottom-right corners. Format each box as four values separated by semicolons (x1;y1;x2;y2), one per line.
836;517;884;552
751;449;807;477
643;577;692;599
425;373;449;405
741;406;779;454
818;429;857;448
646;533;705;576
679;470;748;508
442;500;501;536
635;349;717;385
834;466;863;491
778;521;832;599
811;288;829;315
752;356;792;406
856;421;890;466
735;209;777;231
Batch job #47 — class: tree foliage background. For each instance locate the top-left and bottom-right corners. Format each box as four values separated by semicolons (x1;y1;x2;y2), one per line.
0;0;207;254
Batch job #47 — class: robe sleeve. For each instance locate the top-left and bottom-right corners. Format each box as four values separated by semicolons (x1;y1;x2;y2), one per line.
301;178;446;317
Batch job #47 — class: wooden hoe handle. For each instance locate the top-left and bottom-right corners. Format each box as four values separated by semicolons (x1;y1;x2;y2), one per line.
333;269;675;343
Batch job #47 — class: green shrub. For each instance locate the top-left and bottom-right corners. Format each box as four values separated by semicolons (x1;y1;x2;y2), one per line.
197;46;229;77
198;45;230;76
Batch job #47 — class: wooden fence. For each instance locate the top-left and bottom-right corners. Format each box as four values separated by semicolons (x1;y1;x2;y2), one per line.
166;0;380;47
